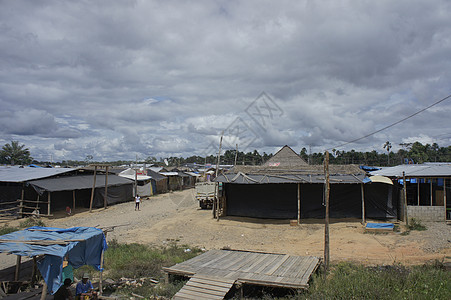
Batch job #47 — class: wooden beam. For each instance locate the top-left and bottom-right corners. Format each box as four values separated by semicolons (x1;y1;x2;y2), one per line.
14;255;21;281
323;151;330;273
90;166;98;213
47;192;51;216
444;178;447;221
430;178;433;206
104;166;109;209
73;190;76;213
297;183;301;225
403;172;408;226
40;281;47;300
417;178;420;206
99;249;104;295
361;183;365;224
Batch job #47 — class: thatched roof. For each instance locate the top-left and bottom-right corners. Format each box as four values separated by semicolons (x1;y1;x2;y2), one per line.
263;145;307;167
227;164;364;176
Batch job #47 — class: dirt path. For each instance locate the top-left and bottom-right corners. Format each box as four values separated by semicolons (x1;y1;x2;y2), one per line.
2;189;450;269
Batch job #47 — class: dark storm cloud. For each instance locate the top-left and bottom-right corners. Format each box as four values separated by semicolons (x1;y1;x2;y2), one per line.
0;0;450;160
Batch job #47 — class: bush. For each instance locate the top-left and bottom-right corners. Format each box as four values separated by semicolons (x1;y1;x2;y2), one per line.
0;226;18;236
19;218;46;228
408;218;427;231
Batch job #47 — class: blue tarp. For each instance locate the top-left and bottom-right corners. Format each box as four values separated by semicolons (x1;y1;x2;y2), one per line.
365;223;394;229
0;227;107;294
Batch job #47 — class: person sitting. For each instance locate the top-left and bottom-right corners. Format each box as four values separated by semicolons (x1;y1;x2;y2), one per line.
75;273;97;299
54;278;73;300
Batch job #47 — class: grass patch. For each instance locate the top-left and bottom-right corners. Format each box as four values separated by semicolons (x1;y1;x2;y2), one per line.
0;218;46;236
0;226;18;235
101;240;202;298
294;261;450;300
408;218;427;231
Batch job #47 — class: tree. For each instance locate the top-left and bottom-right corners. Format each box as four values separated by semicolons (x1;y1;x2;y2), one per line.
0;141;32;165
383;141;392;165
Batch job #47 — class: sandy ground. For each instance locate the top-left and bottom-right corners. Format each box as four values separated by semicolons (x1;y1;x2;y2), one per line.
1;188;450;270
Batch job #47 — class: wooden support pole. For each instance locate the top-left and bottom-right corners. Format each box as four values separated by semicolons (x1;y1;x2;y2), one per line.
14;255;21;281
73;190;76;214
99;250;104;295
215;132;223;221
20;183;25;218
361;183;365;224
417;178;420;206
40;281;47;300
47;192;51;216
444;178;447;221
403;172;408;226
430;178;433;206
104;166;109;209
297;183;301;225
31;256;37;284
90;166;98;213
323;151;330;273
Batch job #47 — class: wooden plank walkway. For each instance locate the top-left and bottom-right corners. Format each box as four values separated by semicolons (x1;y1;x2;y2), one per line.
172;275;235;300
164;249;321;297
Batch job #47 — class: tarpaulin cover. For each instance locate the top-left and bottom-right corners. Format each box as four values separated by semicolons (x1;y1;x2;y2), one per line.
0;227;107;294
366;223;394;229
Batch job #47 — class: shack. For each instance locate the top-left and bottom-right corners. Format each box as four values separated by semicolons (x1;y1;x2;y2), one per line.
215;146;397;221
370;163;451;222
0;226;107;297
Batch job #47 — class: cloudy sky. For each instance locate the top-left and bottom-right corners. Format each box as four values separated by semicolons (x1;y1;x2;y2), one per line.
1;0;450;162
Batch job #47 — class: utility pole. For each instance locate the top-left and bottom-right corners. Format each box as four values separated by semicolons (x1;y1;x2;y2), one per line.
215;132;224;221
234;144;238;166
323;151;330;273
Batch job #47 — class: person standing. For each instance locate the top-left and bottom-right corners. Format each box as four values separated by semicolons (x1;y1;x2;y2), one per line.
135;195;141;211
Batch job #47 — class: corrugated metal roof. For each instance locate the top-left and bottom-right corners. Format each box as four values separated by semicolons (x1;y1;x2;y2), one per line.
370;163;451;178
215;172;365;184
0;166;77;183
28;174;132;192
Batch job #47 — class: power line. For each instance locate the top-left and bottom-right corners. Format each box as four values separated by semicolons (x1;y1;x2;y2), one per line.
325;93;451;151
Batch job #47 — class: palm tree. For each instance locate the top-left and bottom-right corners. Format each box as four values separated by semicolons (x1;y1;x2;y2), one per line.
383;141;392;165
0;141;32;165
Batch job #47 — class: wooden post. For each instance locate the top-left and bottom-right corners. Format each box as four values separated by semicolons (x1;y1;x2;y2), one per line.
361;183;365;224
323;151;330;273
430;178;433;206
14;255;21;281
417;178;420;205
234;144;238;166
31;256;37;284
89;166;98;213
73;190;76;214
99;249;104;295
134;167;138;197
444;178;447;221
403;172;408;226
297;183;301;225
104;166;109;209
215;132;223;221
40;281;47;300
47;192;51;216
20;183;24;218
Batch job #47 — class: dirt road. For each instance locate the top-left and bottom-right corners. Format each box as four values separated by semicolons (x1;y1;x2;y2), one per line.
2;189;450;268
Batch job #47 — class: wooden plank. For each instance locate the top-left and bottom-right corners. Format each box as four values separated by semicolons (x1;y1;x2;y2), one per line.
189;277;234;288
199;250;234;268
273;256;297;277
240;252;269;272
186;281;232;293
224;251;254;271
279;256;307;277
183;285;226;297
265;254;290;275
299;258;320;284
174;290;216;300
175;288;223;299
250;254;280;274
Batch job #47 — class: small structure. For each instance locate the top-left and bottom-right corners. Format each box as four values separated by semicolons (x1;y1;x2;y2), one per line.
370;163;451;222
0;226;107;297
118;168;154;197
164;249;321;299
147;169;169;194
263;145;308;167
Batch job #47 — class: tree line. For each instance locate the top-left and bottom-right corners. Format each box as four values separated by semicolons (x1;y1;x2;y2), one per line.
1;140;450;167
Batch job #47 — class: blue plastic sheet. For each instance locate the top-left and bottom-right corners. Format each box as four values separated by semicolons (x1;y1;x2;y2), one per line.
365;223;394;229
0;227;107;294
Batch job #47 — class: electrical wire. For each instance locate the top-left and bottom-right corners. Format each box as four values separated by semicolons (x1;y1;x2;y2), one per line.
325;93;451;151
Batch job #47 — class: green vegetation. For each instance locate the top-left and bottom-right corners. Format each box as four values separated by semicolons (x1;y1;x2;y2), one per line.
408;218;427;231
0;218;46;236
0;141;32;165
295;262;450;300
96;240;202;298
